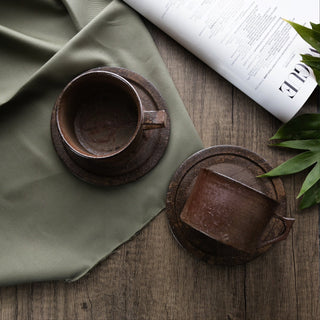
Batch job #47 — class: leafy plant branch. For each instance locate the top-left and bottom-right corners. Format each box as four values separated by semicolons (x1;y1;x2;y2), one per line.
260;21;320;210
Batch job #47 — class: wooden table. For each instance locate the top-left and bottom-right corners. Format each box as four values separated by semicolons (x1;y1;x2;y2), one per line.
1;22;319;320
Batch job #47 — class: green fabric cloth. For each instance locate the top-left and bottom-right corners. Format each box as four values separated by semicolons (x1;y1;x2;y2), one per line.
0;0;202;285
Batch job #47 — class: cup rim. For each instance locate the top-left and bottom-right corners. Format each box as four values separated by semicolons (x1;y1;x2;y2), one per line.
199;168;279;206
56;70;143;160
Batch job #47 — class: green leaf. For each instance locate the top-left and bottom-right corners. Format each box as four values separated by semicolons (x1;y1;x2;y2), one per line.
285;20;320;52
272;139;320;151
271;114;320;140
301;55;320;85
259;151;318;177
301;55;320;71
297;162;320;197
263;118;320;209
311;22;320;33
299;180;320;209
312;69;320;85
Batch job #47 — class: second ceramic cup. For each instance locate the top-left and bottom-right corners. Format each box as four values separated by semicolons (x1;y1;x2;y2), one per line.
55;70;167;176
180;168;295;254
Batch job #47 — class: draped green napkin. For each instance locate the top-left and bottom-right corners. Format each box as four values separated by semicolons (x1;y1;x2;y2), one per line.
0;0;202;285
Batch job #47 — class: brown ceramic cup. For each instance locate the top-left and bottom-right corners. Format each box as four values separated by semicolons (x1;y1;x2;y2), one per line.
55;70;167;176
180;168;295;254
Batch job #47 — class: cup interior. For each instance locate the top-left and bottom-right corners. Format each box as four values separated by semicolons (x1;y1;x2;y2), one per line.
56;71;141;158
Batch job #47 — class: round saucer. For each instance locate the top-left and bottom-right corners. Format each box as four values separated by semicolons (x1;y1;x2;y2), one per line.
166;145;287;265
51;67;170;186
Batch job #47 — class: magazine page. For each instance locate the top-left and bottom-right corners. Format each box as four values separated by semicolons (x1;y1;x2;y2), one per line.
123;0;319;122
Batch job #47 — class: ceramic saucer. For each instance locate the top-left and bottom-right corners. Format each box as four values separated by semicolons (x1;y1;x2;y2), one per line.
166;145;287;265
51;67;170;186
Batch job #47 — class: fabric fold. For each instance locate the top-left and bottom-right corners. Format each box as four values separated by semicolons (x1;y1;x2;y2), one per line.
0;0;202;286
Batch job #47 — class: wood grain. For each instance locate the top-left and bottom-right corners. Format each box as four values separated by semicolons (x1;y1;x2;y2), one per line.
0;22;319;320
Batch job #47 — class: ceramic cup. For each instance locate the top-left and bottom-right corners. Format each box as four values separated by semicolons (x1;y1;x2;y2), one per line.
180;168;295;254
55;70;167;176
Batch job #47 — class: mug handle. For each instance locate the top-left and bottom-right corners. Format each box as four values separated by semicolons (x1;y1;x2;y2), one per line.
142;110;167;130
258;215;295;249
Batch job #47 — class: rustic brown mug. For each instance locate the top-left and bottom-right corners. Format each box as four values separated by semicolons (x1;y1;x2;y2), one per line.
55;70;167;175
180;168;295;254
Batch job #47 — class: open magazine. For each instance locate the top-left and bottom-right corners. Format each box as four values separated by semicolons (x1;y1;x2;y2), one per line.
123;0;319;122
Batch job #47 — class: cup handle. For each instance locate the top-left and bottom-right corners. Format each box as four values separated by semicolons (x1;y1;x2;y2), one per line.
142;110;167;130
258;215;295;249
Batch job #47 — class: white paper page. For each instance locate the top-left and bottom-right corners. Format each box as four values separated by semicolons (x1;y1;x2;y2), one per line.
124;0;319;122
